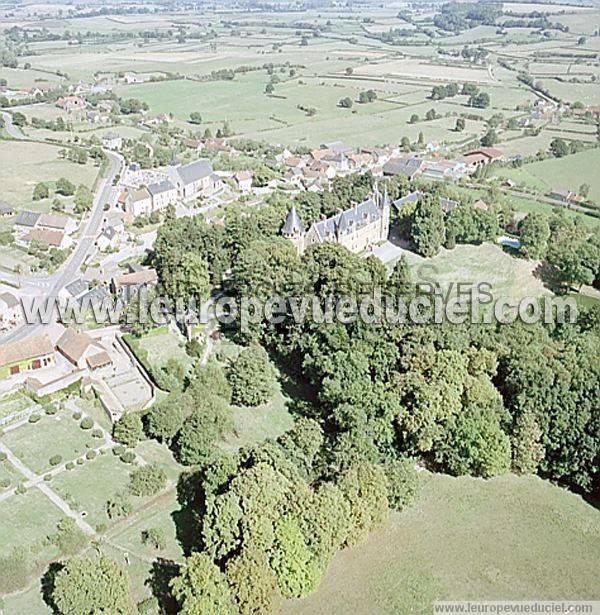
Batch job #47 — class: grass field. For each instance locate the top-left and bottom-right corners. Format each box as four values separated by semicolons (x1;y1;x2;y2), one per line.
2;412;95;475
0;140;99;209
137;327;194;373
396;242;549;303
285;473;600;614
496;149;600;202
0;488;64;556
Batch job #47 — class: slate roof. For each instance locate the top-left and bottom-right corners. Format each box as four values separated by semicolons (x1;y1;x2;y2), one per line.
0;292;19;308
65;278;88;297
282;207;304;235
15;210;41;227
383;157;424;178
147;179;176;196
177;159;213;185
77;286;109;307
393;191;423;209
313;197;381;241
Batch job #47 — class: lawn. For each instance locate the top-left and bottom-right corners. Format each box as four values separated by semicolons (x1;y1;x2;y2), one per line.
137;327;194;372
2;411;96;475
285;473;600;614
0;487;64;556
50;452;135;530
393;242;549;304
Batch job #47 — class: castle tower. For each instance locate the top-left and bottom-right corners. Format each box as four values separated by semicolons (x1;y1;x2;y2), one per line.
282;206;306;255
380;184;391;240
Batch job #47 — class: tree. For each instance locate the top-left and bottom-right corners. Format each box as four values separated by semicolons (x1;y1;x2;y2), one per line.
129;463;167;496
270;516;320;598
74;185;93;213
409;113;419;124
411;193;445;257
436;405;511;478
55;177;76;196
50;518;87;556
163;252;210;303
384;457;419;511
425;108;437;121
227;345;277;406
387;255;414;301
178;395;233;465
338;97;353;108
226;548;280;615
33;182;50;200
171;553;237;614
455;117;466;132
578;183;590;199
145;393;187;444
518;212;550;259
265;83;274;94
480;129;498;147
550;137;569;158
141;527;166;550
512;410;545;474
53;556;136;615
469;91;490;108
11;111;26;126
113;412;144;448
189;111;202;124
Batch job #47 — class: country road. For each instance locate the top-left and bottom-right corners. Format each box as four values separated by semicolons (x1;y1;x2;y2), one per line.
0;150;124;344
0;111;24;139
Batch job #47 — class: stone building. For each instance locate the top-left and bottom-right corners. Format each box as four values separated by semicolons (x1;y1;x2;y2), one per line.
282;184;390;255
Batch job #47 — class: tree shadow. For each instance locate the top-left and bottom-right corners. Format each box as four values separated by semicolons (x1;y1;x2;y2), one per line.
41;561;65;614
145;557;180;614
172;469;205;556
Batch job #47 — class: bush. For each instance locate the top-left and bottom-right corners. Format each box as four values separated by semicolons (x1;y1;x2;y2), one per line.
80;417;93;430
28;413;41;424
0;452;6;462
65;461;75;470
86;450;97;460
16;484;27;494
44;474;52;482
44;403;58;415
76;458;84;465
113;444;125;456
49;455;63;467
92;428;103;439
128;464;167;497
72;412;82;420
120;451;136;464
141;527;166;550
0;478;10;490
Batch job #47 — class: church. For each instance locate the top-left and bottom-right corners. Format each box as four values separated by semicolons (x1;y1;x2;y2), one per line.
282;184;390;255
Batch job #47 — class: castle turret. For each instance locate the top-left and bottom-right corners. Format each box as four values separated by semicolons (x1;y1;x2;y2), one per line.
282;206;306;255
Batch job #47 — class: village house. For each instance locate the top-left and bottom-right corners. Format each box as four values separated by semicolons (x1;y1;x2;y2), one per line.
183;138;204;152
97;226;120;252
549;187;573;204
120;187;153;217
0;202;14;217
0;334;55;379
37;213;77;235
460;147;504;173
111;267;158;301
147;179;178;211
102;133;123;150
422;160;467;182
13;210;41;236
282;184;390;255
0;292;22;330
233;171;253;192
56;96;86;112
58;278;89;302
383;157;425;180
18;228;72;250
56;327;113;371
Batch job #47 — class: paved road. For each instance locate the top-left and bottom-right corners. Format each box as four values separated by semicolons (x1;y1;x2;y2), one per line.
0;150;123;344
0;111;24;139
